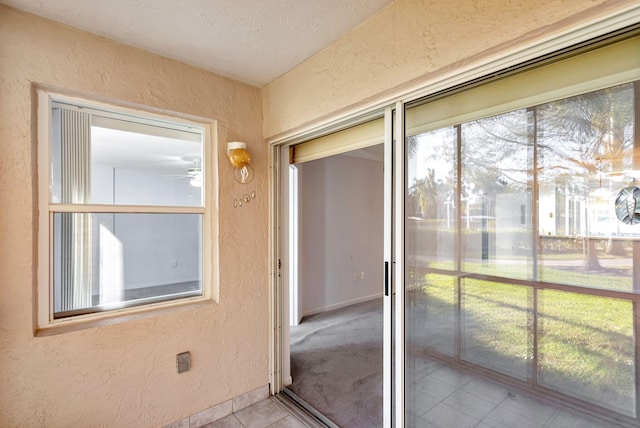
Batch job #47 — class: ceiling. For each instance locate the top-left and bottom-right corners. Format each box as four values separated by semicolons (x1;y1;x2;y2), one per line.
2;0;393;87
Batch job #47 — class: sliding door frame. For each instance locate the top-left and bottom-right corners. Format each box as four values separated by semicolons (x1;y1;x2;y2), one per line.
392;102;406;428
383;106;396;428
271;107;394;426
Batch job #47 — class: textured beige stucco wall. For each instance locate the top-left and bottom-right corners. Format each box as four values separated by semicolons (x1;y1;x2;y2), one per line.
0;6;268;427
263;0;638;139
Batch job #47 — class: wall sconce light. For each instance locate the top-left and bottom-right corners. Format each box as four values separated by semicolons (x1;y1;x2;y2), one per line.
227;142;254;184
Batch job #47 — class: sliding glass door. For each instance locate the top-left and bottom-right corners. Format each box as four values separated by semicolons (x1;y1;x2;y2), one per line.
402;34;640;426
276;111;393;427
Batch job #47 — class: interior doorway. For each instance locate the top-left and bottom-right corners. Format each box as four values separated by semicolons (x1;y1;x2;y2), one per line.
285;144;385;426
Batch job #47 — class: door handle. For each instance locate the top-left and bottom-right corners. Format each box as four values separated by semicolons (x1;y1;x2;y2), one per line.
384;261;389;296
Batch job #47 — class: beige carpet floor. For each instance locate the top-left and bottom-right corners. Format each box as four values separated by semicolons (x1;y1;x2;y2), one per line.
288;298;383;427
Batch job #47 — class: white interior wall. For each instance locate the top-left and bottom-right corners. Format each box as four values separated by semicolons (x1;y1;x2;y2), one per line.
91;163;114;204
298;150;384;316
79;164;200;293
112;167;200;206
112;213;200;289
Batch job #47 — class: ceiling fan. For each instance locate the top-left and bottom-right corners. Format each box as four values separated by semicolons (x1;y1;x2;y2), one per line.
162;158;202;187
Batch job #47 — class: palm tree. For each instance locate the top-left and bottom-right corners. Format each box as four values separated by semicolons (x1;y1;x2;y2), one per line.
538;83;635;269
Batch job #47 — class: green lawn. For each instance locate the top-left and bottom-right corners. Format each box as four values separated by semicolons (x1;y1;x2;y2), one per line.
426;258;634;291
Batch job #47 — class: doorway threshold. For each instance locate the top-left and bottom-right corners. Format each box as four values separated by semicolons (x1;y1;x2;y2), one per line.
277;387;339;428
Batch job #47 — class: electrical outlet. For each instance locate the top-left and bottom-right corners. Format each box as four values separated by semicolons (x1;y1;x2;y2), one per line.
352;272;357;281
360;271;365;280
177;351;190;373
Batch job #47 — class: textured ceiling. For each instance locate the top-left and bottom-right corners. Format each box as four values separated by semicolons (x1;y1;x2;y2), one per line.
1;0;393;87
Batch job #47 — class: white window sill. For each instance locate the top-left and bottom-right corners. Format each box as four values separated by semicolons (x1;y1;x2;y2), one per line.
35;297;216;337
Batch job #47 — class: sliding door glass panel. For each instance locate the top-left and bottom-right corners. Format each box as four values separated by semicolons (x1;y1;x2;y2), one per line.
402;33;640;424
461;110;533;280
537;83;635;291
405;116;459;428
406;127;457;271
462;279;530;379
405;275;456;427
406;273;457;357
538;290;635;416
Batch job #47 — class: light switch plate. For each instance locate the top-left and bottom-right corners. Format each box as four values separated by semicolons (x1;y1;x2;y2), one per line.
177;351;191;373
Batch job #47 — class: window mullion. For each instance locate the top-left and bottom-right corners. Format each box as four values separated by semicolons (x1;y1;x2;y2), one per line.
530;107;539;282
455;123;463;361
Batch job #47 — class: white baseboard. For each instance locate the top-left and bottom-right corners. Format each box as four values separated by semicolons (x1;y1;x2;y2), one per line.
302;293;382;318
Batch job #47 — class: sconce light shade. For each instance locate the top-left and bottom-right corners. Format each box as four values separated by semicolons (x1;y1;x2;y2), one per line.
227;141;254;184
227;142;251;169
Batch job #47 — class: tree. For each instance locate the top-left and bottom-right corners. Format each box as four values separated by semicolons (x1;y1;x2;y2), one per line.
406;81;636;270
538;84;634;270
410;169;438;218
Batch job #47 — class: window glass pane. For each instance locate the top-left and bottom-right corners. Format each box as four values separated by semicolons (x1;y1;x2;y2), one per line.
538;83;635;291
51;108;203;207
406;127;457;270
53;212;202;316
461;110;533;280
462;279;530;379
539;290;635;416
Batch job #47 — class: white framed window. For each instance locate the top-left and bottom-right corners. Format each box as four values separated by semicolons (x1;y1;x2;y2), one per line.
37;91;215;329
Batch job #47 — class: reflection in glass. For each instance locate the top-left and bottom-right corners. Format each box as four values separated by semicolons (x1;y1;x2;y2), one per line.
406;273;456;356
406;127;457;270
538;84;635;291
539;290;635;416
615;186;640;225
462;279;530;379
404;80;640;423
405;272;457;427
53;213;202;316
461;110;533;279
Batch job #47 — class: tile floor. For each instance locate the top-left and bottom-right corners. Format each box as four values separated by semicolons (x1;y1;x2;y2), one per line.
408;356;628;428
200;360;629;428
200;398;310;428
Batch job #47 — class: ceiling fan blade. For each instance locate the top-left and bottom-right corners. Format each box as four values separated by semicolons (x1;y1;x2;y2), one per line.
160;174;189;180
